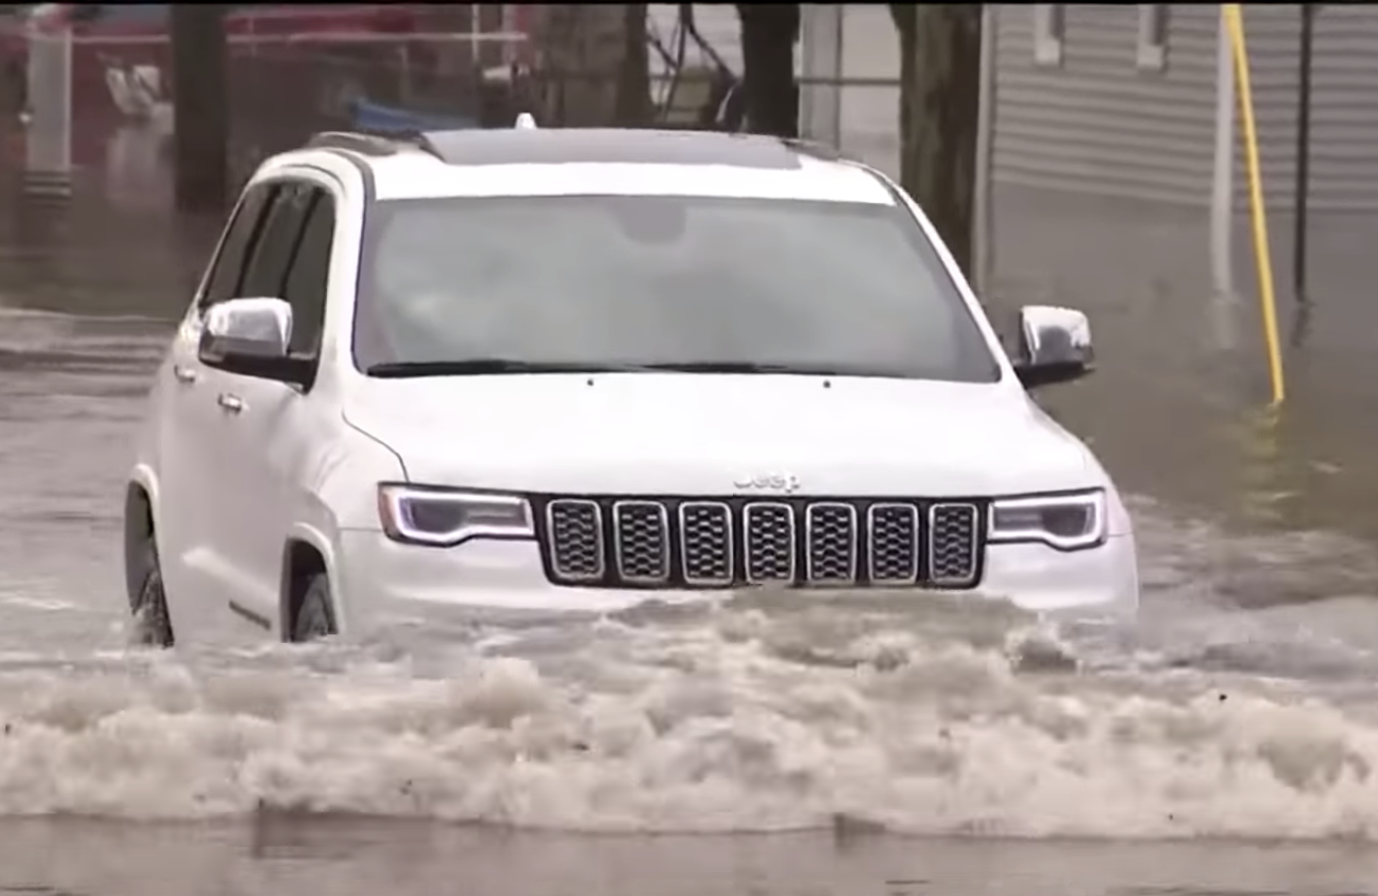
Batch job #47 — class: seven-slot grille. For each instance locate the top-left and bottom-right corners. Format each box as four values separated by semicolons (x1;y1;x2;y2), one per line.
537;497;984;589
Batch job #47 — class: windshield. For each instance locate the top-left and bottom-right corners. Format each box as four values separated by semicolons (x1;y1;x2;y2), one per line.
353;194;1002;382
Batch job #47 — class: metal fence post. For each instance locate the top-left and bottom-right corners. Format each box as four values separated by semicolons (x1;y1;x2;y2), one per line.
23;24;73;197
798;4;843;147
1292;3;1315;306
1210;8;1235;299
973;4;997;298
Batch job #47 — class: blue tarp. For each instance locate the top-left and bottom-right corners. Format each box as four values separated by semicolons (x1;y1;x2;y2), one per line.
348;98;479;134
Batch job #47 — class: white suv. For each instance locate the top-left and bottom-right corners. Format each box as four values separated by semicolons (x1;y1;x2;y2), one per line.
122;122;1139;647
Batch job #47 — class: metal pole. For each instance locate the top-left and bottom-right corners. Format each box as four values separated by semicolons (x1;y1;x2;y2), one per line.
22;25;73;197
1210;7;1235;298
1292;3;1315;305
469;4;482;70
973;3;996;298
171;4;229;213
826;4;843;148
798;4;843;147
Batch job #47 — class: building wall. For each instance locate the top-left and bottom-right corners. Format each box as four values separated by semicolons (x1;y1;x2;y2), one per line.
993;3;1218;206
1307;4;1378;211
652;4;1378;214
991;4;1378;213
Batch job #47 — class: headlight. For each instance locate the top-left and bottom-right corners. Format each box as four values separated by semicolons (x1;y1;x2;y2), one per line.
377;485;534;547
989;489;1106;551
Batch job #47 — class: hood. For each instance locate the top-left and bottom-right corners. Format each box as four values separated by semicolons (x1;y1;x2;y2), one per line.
342;373;1100;497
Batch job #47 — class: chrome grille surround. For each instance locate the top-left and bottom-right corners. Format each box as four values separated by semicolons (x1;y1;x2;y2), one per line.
545;498;604;582
535;496;985;590
804;502;858;585
612;500;671;584
866;502;921;585
928;502;980;586
679;501;734;586
743;501;797;584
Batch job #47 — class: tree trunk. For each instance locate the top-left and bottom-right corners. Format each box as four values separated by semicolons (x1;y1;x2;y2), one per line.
894;4;982;279
171;4;229;214
615;4;652;126
736;4;799;137
532;4;650;127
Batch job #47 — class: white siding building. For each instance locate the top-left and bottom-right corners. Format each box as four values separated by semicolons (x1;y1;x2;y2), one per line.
992;4;1378;212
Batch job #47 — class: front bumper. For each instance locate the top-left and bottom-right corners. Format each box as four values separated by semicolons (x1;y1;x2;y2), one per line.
331;529;1139;635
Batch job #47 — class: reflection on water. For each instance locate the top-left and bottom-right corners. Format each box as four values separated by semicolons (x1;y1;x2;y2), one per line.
986;185;1378;550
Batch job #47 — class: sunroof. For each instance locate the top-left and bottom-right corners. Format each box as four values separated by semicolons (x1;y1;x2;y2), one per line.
418;128;806;170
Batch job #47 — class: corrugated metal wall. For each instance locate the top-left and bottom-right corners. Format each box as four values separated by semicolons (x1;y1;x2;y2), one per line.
991;3;1378;213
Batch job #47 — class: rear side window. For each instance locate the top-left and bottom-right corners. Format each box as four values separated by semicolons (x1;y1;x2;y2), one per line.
239;183;313;299
199;184;274;309
280;191;336;357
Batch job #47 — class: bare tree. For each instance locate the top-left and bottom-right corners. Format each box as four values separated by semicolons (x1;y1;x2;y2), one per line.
735;4;799;137
171;4;229;213
532;4;651;127
891;4;982;279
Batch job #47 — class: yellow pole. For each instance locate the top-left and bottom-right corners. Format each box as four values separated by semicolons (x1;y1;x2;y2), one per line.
1223;4;1286;406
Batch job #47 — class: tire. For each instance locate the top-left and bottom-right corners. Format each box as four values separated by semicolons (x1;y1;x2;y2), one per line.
292;573;337;643
130;543;175;648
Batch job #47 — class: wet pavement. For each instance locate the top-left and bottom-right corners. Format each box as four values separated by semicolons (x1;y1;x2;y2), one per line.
6;17;1378;893
3;819;1378;896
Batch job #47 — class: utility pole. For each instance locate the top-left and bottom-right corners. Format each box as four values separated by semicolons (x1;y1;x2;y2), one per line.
894;4;983;279
171;4;229;213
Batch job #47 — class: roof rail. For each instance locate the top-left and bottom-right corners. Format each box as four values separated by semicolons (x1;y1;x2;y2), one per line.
305;130;443;160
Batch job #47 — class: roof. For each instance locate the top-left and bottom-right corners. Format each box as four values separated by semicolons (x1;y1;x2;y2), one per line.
299;128;897;205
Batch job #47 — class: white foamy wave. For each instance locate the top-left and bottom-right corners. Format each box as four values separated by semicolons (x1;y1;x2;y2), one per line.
0;599;1376;840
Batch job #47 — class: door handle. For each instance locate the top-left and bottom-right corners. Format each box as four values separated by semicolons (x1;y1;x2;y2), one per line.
172;364;198;385
216;393;244;414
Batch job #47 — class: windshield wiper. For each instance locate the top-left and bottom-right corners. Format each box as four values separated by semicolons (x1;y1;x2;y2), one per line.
635;361;861;376
366;360;654;378
366;359;887;379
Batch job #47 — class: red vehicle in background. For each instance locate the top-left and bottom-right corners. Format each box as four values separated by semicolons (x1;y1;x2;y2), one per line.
3;3;430;116
0;3;506;174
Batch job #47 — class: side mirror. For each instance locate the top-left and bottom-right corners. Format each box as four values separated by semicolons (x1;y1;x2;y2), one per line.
1014;305;1095;389
199;297;313;386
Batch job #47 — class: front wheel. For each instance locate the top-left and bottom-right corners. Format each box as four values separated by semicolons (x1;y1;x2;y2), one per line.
292;573;337;643
130;543;175;648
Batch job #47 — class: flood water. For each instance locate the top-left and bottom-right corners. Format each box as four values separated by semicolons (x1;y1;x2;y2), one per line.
6;20;1378;894
3;162;1378;896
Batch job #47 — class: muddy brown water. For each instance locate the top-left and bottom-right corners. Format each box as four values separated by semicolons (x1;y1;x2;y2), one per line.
4;89;1378;893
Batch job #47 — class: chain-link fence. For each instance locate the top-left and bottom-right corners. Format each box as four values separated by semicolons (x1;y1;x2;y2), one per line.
0;5;534;193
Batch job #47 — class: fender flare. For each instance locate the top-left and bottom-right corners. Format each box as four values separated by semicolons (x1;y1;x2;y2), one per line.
280;522;345;635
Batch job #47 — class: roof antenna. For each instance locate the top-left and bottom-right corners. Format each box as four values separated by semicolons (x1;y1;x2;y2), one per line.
514;112;538;130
